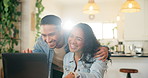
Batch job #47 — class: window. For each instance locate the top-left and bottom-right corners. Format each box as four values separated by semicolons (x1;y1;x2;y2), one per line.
62;21;117;39
88;23;117;39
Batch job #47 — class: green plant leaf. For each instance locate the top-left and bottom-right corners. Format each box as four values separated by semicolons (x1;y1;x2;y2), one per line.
0;0;21;53
17;12;21;16
35;0;44;40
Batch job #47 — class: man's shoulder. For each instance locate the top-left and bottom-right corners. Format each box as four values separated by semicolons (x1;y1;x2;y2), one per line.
33;36;52;52
35;36;47;46
36;36;43;42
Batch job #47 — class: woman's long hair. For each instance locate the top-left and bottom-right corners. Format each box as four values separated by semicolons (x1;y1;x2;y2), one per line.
73;23;101;63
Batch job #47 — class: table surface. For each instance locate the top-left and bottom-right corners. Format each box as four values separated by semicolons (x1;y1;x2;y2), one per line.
111;53;148;57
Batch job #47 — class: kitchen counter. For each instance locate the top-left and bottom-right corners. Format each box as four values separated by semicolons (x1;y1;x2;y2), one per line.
111;53;148;57
106;54;148;78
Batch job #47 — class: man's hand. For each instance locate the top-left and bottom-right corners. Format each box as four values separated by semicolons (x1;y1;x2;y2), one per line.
94;47;109;62
22;48;33;53
64;72;75;78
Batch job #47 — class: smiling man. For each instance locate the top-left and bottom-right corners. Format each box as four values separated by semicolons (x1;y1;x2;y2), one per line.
23;15;109;78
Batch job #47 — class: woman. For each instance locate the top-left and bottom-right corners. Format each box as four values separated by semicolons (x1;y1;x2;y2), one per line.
63;23;107;78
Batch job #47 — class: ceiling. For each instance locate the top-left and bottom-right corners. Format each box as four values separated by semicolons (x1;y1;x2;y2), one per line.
54;0;124;6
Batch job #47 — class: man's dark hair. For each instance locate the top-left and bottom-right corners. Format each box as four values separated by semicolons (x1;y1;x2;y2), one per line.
40;15;62;28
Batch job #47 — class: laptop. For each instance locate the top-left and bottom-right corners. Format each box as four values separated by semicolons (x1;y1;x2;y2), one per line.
2;53;49;78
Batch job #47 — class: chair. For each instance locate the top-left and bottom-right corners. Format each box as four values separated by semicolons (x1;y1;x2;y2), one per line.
120;68;138;78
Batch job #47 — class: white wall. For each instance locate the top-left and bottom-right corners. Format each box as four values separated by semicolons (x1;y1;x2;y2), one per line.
21;0;36;50
41;0;62;18
144;0;148;40
61;1;122;22
124;0;145;40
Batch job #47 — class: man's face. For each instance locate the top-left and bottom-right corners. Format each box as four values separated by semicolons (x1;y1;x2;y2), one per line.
41;25;61;49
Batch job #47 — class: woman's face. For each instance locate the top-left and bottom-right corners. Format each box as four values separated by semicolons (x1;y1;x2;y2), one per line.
68;27;84;53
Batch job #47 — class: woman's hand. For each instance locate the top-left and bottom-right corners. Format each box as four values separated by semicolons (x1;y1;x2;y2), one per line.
94;47;109;62
64;72;75;78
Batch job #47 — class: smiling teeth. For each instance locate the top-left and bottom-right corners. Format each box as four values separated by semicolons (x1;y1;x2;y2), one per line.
70;44;76;49
50;42;54;45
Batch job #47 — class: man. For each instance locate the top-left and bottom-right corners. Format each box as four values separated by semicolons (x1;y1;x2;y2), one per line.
23;15;109;78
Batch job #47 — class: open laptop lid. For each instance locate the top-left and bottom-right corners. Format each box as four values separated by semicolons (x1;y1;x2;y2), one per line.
2;53;48;78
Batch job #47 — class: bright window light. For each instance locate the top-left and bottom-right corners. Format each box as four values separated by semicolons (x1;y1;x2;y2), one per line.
88;23;103;39
88;23;117;39
116;15;120;21
62;20;74;31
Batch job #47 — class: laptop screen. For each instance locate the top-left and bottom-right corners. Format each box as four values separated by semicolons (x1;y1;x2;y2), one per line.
2;53;48;78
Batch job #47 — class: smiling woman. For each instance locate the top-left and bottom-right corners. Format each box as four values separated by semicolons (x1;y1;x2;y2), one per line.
63;23;107;78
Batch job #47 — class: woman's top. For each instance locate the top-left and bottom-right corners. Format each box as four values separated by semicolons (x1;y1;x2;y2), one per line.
63;52;107;78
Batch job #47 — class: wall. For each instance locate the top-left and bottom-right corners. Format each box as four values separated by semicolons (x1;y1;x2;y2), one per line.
124;0;148;40
144;0;148;39
61;1;122;22
41;0;62;18
21;0;36;50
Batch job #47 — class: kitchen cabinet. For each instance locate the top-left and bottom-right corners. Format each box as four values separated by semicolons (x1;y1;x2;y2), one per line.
124;0;148;40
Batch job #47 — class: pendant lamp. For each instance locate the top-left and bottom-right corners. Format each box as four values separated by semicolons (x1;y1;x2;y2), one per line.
121;0;140;13
83;0;99;20
83;0;99;14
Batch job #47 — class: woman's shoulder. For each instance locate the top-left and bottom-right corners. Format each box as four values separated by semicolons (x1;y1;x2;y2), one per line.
63;52;74;64
64;52;74;58
64;52;74;60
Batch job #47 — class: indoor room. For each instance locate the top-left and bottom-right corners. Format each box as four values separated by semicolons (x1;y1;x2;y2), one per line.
0;0;148;78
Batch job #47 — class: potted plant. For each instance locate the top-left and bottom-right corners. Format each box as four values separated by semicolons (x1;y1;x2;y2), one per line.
0;0;21;55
